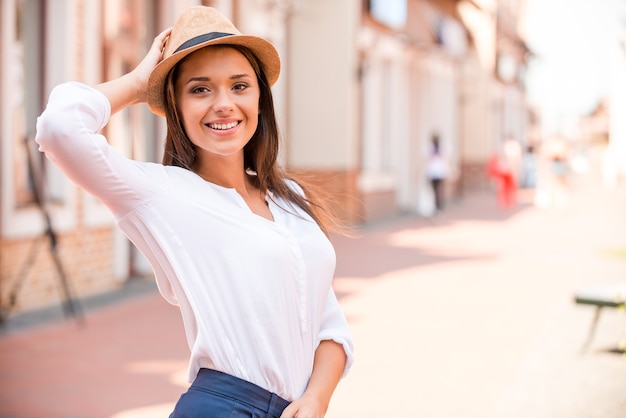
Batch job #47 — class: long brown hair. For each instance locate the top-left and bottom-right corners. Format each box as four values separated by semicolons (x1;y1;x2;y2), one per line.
161;45;341;234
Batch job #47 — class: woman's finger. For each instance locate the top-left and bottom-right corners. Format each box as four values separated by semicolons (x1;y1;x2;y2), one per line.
154;27;172;56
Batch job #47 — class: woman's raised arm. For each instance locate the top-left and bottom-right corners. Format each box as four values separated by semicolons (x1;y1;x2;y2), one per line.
96;27;171;115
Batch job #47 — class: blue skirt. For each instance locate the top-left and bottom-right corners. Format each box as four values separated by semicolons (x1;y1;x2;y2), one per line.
169;368;291;418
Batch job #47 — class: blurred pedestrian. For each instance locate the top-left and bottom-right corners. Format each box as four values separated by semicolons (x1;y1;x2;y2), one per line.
548;156;570;206
426;134;449;213
535;135;571;208
487;150;517;208
503;137;522;186
520;143;538;188
36;6;353;418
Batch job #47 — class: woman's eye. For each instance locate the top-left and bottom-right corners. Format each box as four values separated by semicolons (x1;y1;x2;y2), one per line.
191;86;209;94
233;83;248;91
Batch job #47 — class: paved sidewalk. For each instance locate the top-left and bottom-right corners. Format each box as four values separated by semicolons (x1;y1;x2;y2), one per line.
327;170;626;417
1;161;625;418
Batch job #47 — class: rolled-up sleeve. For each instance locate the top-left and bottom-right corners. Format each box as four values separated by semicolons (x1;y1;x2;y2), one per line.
318;288;354;378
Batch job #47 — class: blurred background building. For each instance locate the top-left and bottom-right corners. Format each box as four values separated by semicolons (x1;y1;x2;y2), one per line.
1;0;535;315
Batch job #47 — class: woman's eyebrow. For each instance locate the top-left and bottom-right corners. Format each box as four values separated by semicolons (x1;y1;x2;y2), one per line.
231;73;252;80
186;76;210;84
185;74;252;84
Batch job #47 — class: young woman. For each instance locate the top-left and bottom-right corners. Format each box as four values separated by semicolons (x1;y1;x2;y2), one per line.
36;6;353;418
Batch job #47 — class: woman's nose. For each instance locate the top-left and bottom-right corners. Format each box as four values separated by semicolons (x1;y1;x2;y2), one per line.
212;89;234;113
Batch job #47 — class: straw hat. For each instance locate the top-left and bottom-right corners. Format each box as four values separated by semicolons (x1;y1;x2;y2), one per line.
146;6;281;116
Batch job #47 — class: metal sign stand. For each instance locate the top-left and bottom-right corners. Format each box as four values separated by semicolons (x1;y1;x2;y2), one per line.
0;137;84;325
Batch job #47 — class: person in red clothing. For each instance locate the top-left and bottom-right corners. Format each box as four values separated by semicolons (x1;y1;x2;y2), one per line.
487;152;517;208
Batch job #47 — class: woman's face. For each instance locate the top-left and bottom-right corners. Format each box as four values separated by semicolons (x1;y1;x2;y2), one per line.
175;46;260;162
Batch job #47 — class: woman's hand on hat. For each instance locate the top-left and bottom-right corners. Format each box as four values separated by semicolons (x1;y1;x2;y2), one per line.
130;27;172;103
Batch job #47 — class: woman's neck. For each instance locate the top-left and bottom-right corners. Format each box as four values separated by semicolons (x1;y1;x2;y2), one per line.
193;154;254;194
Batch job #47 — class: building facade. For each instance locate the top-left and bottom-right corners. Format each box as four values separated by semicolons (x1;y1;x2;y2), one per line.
0;0;531;316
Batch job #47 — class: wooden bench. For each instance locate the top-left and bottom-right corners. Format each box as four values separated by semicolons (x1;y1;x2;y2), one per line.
574;282;626;353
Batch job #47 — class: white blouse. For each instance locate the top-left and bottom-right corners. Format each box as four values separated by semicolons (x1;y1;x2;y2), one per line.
36;82;353;401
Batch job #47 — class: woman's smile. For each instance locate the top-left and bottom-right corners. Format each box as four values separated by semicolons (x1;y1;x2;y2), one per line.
206;119;240;131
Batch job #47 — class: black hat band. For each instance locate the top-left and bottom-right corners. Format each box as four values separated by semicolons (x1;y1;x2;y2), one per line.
174;32;235;54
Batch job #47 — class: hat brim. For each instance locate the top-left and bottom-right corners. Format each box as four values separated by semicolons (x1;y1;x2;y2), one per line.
146;34;280;116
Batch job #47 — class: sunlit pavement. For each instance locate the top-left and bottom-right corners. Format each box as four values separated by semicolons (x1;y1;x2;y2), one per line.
0;286;188;418
327;164;626;417
1;156;625;418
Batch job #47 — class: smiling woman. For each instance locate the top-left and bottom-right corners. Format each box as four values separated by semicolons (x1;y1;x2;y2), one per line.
173;47;261;178
35;5;353;418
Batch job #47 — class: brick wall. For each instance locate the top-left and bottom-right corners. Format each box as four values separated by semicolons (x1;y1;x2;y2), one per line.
460;161;491;191
0;227;118;315
359;188;401;224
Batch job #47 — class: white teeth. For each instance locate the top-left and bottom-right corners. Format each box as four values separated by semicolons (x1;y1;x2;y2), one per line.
208;121;238;130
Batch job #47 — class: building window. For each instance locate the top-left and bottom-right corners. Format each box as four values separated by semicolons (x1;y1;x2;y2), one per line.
380;61;393;171
367;0;406;29
101;0;158;162
12;0;45;207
